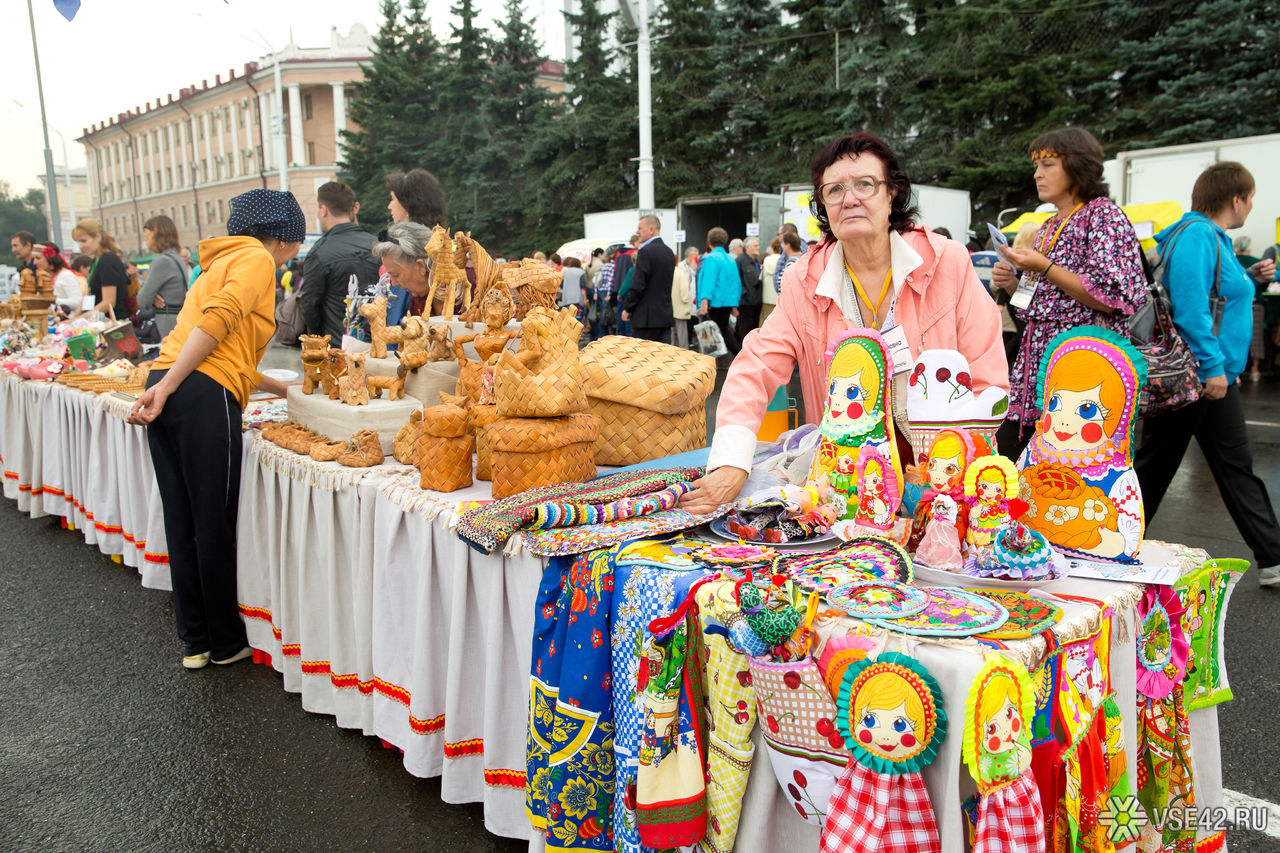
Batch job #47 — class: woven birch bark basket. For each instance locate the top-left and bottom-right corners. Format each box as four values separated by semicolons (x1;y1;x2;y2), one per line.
487;413;598;499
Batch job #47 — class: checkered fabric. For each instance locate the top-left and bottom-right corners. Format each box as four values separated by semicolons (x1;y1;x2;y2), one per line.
974;772;1045;853
820;762;941;853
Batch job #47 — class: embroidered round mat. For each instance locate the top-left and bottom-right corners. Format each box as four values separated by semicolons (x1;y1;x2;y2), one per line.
870;586;1008;637
780;536;913;594
827;581;931;620
972;588;1064;639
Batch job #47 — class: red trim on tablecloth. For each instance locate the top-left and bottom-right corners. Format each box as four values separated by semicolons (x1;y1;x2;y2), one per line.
1197;832;1225;852
484;769;525;789
42;483;170;564
444;738;484;757
237;602;448;736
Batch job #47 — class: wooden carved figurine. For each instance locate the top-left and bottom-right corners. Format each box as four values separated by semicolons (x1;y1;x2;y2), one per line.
367;371;406;401
455;231;499;323
442;284;519;409
492;306;585;418
298;334;331;395
338;351;370;406
425;225;468;321
500;258;562;321
323;348;347;400
359;296;404;359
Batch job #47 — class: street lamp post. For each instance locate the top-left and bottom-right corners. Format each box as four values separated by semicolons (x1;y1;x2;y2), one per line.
24;0;63;245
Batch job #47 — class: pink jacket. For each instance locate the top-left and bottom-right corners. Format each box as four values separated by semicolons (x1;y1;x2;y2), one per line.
707;227;1009;473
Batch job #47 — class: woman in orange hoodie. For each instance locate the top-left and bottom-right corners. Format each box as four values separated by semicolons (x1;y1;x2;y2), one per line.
682;132;1008;513
129;189;304;671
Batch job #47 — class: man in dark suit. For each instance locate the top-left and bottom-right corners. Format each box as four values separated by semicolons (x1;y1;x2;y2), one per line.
621;214;675;343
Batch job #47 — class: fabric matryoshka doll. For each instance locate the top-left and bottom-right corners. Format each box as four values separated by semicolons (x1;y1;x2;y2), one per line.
962;454;1024;558
808;330;902;516
1017;326;1146;563
962;657;1046;853
907;427;985;550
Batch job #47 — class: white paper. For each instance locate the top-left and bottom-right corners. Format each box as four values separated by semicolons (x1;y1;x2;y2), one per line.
881;325;913;375
80;295;95;311
674;229;687;243
1064;556;1181;586
1133;221;1155;240
746;222;760;237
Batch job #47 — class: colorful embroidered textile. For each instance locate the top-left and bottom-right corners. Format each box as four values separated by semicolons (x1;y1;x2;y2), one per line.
616;535;700;570
1136;585;1189;700
974;589;1063;640
827;580;930;620
870;587;1008;637
693;542;780;572
610;557;708;853
522;505;730;557
821;763;941;853
780;536;914;593
527;552;618;851
695;580;758;853
1176;559;1244;710
636;619;707;848
750;655;849;827
458;466;703;553
530;482;692;529
971;772;1044;853
1137;690;1197;852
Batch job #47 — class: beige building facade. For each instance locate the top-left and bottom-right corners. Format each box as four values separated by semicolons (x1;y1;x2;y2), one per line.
36;167;91;248
77;26;374;256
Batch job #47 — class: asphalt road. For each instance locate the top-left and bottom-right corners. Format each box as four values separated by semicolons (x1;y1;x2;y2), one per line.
0;372;1277;851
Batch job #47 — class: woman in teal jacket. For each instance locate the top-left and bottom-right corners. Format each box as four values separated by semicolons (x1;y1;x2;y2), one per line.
696;227;742;354
1135;162;1280;586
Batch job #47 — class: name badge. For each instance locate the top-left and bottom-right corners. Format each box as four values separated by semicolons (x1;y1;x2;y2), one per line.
1009;273;1038;309
881;324;913;375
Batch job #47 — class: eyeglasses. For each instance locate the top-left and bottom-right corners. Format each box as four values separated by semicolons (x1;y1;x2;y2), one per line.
818;177;887;205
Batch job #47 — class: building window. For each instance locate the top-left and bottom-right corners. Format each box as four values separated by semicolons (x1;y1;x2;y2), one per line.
197;119;205;141
256;146;264;170
166;167;172;189
206;201;215;223
181;205;189;227
176;164;184;187
217;198;225;222
237;105;245;128
303;93;313;121
307;141;315;165
141;135;149;156
201;160;208;183
345;88;355;115
145;174;152;194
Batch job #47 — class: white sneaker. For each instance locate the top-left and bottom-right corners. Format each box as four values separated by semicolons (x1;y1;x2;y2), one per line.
212;646;252;666
182;652;211;670
1259;565;1280;588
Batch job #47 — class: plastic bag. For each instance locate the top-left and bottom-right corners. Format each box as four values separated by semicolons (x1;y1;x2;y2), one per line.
694;319;729;358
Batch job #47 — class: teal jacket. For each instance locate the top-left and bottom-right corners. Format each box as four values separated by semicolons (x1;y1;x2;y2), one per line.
696;247;740;308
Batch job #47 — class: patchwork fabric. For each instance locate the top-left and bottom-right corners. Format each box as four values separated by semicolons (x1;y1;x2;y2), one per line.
820;763;941;853
527;552;618;851
780;536;914;593
1175;560;1244;710
530;483;692;529
458;466;703;553
974;588;1064;640
522;505;730;557
870;587;1009;637
1137;690;1197;852
972;772;1044;853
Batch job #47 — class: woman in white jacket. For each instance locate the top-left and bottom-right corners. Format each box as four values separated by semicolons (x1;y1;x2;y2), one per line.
671;247;695;348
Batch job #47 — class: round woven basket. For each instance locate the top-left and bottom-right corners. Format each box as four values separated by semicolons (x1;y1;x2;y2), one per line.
587;398;707;466
416;433;473;493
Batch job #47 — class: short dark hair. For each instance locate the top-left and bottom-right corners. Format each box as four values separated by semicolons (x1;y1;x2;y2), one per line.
1191;162;1255;215
143;215;181;251
781;232;802;251
37;242;68;272
1027;127;1108;201
386;168;447;227
592;247;604;257
780;222;799;236
932;227;951;239
317;181;359;218
809;131;919;236
71;254;92;273
11;230;35;246
707;227;729;247
549;253;562;265
563;256;582;268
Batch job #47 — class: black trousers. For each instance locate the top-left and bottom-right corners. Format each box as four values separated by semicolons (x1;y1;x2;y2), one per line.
736;304;761;341
146;369;248;658
707;306;740;355
633;326;672;344
1134;384;1280;567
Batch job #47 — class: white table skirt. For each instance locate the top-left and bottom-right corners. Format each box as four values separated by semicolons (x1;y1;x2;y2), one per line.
0;375;170;589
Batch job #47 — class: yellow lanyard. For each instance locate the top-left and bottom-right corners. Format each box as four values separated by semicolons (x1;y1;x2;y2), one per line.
844;263;893;329
1035;202;1084;256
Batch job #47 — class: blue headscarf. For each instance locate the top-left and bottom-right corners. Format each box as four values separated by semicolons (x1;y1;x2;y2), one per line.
226;189;306;243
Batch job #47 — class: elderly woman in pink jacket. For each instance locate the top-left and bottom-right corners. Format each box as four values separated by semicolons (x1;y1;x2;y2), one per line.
681;132;1009;512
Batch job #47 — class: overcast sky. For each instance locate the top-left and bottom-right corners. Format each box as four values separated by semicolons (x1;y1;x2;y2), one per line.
3;0;570;196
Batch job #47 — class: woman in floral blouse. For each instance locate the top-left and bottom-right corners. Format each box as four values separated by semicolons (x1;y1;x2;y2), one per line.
991;127;1146;458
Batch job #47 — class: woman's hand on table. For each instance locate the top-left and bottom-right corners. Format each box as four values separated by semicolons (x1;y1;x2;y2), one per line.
991;261;1019;294
679;466;748;515
1249;258;1276;284
127;382;172;425
1202;374;1228;401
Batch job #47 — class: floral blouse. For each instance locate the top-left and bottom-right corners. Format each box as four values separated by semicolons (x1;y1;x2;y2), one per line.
1009;196;1146;427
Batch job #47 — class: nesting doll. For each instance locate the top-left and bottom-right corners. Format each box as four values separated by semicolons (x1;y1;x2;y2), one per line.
962;455;1023;558
808;330;901;508
962;657;1045;853
908;427;984;550
1017;327;1146;563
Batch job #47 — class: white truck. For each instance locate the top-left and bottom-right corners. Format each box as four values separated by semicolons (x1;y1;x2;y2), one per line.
674;193;781;252
582;208;678;249
1107;133;1280;255
779;183;973;244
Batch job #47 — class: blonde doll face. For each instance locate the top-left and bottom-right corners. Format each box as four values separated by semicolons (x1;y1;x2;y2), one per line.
854;700;922;758
828;370;869;424
983;697;1022;755
1044;384;1108;451
927;453;962;490
977;479;1004;501
863;471;883;495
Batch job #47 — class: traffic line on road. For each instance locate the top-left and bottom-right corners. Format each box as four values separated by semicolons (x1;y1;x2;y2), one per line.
1244;420;1280;428
1222;788;1280;839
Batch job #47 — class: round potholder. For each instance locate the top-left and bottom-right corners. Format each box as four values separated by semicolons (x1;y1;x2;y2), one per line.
827;581;931;620
693;542;779;571
972;588;1064;639
870;587;1008;637
780;536;913;594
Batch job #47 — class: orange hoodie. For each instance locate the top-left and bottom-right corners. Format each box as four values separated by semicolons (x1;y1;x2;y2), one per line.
149;236;276;408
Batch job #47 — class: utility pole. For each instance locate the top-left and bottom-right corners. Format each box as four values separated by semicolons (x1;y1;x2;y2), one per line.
25;0;63;245
635;0;654;211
